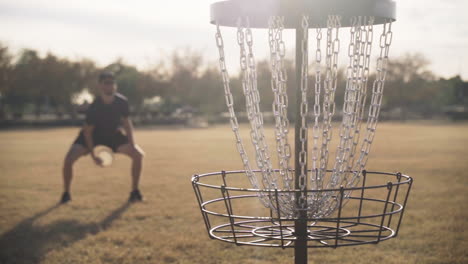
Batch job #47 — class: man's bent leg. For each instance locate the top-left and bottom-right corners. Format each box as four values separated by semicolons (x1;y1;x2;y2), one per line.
116;144;144;192
63;144;89;193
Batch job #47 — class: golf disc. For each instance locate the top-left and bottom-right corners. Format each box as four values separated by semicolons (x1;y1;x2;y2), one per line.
95;145;113;167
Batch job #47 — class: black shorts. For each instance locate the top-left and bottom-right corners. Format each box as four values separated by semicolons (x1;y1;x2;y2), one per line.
73;130;129;152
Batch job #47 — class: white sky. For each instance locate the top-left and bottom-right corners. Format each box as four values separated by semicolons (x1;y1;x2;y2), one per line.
0;0;467;79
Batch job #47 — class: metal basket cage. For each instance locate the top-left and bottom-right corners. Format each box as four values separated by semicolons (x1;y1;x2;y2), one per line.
192;169;413;248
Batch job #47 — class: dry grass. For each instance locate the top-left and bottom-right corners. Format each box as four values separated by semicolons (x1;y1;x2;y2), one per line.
0;122;467;264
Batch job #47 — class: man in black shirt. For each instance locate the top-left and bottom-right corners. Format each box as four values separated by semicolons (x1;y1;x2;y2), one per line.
61;72;145;203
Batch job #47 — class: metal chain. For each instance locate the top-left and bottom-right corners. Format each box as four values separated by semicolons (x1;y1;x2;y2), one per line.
214;23;269;207
310;26;322;182
238;18;278;197
308;25;323;215
267;16;295;215
318;15;346;218
351;20;393;183
268;16;293;193
315;16;336;217
247;19;279;191
318;15;341;188
346;17;374;187
330;16;364;190
297;15;309;210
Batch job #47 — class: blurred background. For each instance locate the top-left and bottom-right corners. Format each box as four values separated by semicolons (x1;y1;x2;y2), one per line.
0;0;467;128
1;1;467;264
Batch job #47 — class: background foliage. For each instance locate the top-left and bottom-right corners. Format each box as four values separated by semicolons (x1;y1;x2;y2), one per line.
0;43;467;123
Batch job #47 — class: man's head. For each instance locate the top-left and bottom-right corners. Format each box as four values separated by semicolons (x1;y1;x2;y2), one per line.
98;71;117;96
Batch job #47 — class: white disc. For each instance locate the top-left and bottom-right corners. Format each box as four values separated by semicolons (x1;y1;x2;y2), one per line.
95;146;113;167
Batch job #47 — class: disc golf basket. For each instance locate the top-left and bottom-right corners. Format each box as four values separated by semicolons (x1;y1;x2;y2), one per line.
191;1;413;263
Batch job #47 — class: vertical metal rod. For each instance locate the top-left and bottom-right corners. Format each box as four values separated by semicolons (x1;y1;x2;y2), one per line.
357;170;367;223
274;188;285;248
395;176;413;237
294;24;308;264
221;171;238;245
377;182;393;243
221;170;228;186
387;172;402;227
335;186;345;248
192;175;213;238
221;186;238;245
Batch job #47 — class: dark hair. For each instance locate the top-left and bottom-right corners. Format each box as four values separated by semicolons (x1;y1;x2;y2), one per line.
98;71;115;82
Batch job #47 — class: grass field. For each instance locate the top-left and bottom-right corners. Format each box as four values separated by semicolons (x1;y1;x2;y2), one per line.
0;122;467;264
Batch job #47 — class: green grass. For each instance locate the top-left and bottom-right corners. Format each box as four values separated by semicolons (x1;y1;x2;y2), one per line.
0;122;467;264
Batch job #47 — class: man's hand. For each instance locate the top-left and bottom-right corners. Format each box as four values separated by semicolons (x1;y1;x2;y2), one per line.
91;153;104;167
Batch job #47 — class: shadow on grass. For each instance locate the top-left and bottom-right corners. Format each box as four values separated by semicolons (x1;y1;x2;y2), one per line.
0;202;132;264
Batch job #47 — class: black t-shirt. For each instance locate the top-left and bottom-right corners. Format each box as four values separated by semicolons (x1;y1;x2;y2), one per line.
85;93;130;136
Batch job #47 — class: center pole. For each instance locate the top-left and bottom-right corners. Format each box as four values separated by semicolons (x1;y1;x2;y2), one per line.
294;24;308;264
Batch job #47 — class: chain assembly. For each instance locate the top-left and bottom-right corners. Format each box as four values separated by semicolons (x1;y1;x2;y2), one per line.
214;15;393;218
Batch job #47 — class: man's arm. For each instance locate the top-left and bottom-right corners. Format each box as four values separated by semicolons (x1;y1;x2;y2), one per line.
121;117;135;146
83;124;101;165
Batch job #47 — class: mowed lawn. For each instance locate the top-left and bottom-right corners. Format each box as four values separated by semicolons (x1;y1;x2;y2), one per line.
0;122;467;264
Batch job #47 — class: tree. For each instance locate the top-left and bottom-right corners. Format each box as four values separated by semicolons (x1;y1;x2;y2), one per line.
382;53;436;119
0;44;13;119
6;49;42;118
190;66;224;115
46;56;92;119
166;49;203;106
103;60;166;114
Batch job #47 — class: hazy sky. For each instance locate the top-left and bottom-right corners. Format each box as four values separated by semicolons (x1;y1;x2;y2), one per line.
0;0;467;79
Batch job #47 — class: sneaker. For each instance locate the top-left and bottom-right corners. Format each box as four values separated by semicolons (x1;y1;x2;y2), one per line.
60;192;71;204
128;189;143;202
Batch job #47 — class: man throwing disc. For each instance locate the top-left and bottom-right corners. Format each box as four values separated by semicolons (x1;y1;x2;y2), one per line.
61;72;145;203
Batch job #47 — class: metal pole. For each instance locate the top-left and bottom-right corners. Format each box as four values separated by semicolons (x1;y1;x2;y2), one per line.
294;24;308;264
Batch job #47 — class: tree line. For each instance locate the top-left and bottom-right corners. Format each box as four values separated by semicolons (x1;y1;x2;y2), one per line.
0;43;467;124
